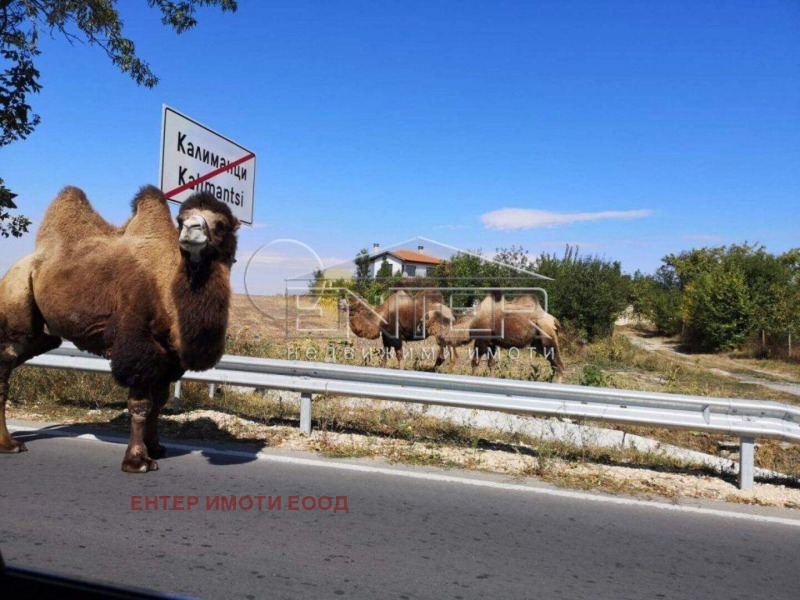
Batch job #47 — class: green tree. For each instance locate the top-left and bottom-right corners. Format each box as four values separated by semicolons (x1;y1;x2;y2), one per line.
683;268;754;351
433;250;490;307
629;267;682;334
354;248;371;284
376;257;394;279
535;245;630;340
0;0;238;236
662;246;726;289
659;244;798;350
308;267;324;293
719;244;788;349
434;244;629;340
0;177;30;237
773;249;800;354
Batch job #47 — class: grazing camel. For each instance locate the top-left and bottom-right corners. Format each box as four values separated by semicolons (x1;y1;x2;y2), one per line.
348;290;455;368
441;294;565;381
0;185;240;472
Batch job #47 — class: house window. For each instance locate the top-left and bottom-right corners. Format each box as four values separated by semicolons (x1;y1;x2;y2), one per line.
404;264;416;277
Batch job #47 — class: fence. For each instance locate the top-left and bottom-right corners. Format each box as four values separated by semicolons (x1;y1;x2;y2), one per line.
25;343;800;490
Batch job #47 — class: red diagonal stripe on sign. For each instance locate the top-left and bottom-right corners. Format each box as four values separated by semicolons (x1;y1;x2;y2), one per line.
164;152;255;199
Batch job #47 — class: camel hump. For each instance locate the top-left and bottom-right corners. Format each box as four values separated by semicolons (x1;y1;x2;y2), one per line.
513;294;547;320
478;294;496;312
36;186;118;250
426;304;454;322
124;185;175;238
131;185;168;212
416;289;444;303
58;185;89;205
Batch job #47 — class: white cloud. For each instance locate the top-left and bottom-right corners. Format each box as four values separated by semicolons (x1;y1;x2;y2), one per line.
480;208;653;230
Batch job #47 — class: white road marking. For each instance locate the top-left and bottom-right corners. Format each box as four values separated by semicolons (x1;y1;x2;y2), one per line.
10;423;800;528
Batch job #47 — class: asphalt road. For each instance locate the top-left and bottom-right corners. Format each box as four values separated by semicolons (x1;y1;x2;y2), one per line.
1;423;799;600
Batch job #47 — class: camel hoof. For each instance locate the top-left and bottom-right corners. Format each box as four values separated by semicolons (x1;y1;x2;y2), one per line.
148;444;167;459
0;440;27;454
121;455;158;473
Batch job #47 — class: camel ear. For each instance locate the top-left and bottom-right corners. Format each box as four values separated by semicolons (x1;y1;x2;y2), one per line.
232;217;241;232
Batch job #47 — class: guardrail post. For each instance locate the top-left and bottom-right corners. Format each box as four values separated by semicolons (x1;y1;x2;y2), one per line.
739;436;755;490
300;392;313;435
209;383;216;400
173;380;182;414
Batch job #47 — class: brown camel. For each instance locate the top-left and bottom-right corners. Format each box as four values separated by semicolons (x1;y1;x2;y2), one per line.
0;185;240;472
348;290;455;368
440;294;565;381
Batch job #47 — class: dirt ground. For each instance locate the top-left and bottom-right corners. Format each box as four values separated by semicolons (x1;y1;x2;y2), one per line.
621;325;800;395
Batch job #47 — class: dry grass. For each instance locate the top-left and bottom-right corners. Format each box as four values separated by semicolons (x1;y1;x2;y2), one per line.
8;372;800;508
6;294;800;508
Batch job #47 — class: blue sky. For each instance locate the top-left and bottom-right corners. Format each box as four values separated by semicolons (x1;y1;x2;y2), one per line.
2;1;798;291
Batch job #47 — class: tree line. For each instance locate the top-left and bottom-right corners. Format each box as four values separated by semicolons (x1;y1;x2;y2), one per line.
631;244;800;354
324;242;799;357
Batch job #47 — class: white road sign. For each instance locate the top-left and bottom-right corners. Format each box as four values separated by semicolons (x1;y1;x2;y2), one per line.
159;105;256;225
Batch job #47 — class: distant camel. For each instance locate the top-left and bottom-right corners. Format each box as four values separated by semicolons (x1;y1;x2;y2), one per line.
348;290;455;368
438;294;565;381
0;185;240;472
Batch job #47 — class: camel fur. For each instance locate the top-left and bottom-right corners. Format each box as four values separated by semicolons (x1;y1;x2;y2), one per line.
348;290;455;368
0;185;240;472
442;293;565;381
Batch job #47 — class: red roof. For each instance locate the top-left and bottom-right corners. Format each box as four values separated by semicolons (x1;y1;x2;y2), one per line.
389;250;443;265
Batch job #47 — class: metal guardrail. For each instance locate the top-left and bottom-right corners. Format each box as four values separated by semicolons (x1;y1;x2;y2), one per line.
24;343;800;490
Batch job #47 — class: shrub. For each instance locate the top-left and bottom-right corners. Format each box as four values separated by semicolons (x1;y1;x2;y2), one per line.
683;269;754;351
630;268;682;335
535;246;631;340
579;364;610;387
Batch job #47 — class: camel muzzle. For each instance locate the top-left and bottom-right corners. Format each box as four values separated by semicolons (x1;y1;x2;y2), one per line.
179;215;209;261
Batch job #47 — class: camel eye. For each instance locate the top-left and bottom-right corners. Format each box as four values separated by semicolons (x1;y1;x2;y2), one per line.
214;221;224;233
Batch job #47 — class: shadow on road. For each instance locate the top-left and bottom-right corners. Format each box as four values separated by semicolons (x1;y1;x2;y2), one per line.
11;417;270;467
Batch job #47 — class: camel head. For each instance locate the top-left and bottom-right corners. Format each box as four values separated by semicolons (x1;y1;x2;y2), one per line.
177;192;241;266
347;296;384;340
424;307;455;336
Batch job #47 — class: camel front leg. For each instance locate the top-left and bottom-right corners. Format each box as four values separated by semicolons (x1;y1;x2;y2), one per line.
434;342;446;368
487;345;498;377
471;342;484;375
0;363;25;453
553;345;565;384
543;342;565;383
379;346;388;368
396;343;405;369
122;385;159;473
448;345;460;372
144;382;170;460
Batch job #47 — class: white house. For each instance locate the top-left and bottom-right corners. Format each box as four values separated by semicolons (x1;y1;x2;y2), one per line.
368;244;443;278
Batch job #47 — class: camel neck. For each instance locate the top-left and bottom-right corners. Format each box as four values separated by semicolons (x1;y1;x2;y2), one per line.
172;258;232;371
